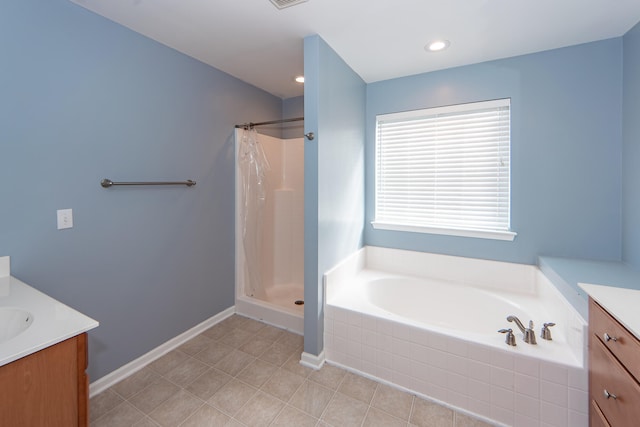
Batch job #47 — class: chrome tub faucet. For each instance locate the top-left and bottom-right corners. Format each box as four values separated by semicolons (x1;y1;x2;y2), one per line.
507;315;537;345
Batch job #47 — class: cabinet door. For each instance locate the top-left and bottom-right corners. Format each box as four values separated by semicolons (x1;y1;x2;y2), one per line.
590;337;640;426
0;335;80;426
590;400;611;427
590;299;640;382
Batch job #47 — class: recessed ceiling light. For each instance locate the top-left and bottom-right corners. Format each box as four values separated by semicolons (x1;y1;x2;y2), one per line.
426;40;450;52
294;76;305;83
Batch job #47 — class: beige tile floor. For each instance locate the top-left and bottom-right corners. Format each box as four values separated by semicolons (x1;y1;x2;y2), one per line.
90;315;495;427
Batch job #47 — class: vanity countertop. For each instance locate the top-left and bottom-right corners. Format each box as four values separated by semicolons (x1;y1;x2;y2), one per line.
579;282;640;340
0;275;98;367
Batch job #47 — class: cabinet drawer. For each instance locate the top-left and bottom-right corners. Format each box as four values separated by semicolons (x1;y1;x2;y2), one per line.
590;400;611;427
589;299;640;382
590;337;640;426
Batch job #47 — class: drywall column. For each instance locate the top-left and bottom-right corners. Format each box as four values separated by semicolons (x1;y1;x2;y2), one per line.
303;35;366;357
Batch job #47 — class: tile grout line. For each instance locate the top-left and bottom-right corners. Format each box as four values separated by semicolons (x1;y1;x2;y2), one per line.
408;393;416;426
360;382;380;427
266;360;315;425
358;381;379;427
245;363;288;426
314;367;350;426
175;400;207;427
314;381;337;424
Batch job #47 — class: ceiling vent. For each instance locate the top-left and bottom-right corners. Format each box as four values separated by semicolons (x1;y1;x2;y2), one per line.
270;0;308;10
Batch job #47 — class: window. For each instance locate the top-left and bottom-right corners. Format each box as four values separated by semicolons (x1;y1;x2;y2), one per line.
373;98;516;241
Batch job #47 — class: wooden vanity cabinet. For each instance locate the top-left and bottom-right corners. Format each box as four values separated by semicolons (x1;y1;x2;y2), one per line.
0;333;89;427
589;299;640;427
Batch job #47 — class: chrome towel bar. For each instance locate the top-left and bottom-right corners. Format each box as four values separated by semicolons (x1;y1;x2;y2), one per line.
100;179;196;188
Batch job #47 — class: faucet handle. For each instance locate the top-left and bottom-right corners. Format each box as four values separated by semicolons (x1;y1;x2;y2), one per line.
498;328;517;346
541;322;555;340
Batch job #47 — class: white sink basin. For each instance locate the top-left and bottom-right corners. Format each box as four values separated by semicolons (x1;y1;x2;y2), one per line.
0;307;33;344
0;273;98;367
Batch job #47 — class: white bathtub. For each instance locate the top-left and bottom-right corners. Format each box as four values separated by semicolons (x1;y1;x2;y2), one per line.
367;276;537;336
323;246;589;427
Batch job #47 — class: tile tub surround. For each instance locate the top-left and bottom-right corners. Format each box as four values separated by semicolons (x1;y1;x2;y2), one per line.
323;247;589;426
90;315;494;426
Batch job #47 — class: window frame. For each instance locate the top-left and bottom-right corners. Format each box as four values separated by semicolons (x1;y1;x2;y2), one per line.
372;98;516;241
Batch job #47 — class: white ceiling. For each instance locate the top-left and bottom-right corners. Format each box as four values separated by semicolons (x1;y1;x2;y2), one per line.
70;0;640;99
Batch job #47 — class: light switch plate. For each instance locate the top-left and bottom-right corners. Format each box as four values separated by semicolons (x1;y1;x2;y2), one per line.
57;209;73;230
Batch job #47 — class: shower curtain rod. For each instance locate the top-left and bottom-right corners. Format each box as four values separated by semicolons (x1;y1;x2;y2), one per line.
235;116;304;129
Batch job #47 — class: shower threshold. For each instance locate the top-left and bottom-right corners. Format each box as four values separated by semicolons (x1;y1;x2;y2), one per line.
235;294;304;335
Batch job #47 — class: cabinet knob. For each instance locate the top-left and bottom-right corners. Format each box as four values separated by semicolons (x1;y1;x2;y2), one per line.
603;333;617;342
603;389;617;400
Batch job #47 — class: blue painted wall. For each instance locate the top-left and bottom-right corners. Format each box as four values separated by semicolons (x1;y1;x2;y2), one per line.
0;0;282;380
623;22;640;269
282;96;305;139
365;39;624;265
303;36;365;355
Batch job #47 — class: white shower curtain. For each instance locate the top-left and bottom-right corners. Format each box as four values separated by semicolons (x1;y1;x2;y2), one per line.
238;128;270;298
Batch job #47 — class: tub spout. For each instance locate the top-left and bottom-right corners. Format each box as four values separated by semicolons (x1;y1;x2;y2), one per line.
507;316;537;344
506;315;526;333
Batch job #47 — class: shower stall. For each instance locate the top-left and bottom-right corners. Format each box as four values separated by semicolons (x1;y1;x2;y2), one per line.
234;125;304;333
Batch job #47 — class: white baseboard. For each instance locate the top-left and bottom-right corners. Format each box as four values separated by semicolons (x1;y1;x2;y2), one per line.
300;350;325;370
89;306;235;397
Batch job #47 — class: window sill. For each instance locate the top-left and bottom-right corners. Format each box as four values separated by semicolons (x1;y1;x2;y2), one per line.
371;221;517;241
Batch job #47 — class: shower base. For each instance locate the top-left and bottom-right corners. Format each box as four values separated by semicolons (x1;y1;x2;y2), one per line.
264;283;304;313
235;283;304;334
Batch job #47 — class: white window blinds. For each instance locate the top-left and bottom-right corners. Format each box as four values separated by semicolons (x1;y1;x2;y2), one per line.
374;98;514;240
